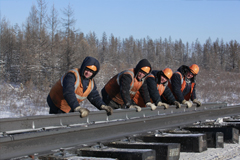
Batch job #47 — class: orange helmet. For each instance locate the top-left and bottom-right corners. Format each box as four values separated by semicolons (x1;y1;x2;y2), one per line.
86;65;97;72
162;68;173;79
141;66;151;74
189;64;199;75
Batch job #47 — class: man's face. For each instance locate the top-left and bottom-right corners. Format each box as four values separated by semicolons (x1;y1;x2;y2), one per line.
84;69;93;79
161;76;168;84
137;70;146;80
186;71;194;79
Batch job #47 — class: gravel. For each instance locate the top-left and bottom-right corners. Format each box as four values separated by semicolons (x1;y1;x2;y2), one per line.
180;140;240;160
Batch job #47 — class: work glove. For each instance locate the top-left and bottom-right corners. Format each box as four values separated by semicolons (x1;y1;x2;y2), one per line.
174;101;181;108
157;102;169;109
193;99;202;107
129;105;142;112
146;102;157;111
100;105;113;116
182;100;192;108
74;106;90;118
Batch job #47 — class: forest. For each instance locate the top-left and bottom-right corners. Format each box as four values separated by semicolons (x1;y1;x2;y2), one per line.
0;0;240;117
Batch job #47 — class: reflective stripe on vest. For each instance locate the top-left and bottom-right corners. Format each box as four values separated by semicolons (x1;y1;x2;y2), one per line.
61;69;94;100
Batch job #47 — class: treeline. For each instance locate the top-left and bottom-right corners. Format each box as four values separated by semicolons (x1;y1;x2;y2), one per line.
0;0;239;90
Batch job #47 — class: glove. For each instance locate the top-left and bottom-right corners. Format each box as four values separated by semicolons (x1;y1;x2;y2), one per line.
100;105;113;115
182;100;192;108
174;101;181;108
193;99;202;107
74;106;90;118
129;105;142;112
157;102;169;109
146;102;157;111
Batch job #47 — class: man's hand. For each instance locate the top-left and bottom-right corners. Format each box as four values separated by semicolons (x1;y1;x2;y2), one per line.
157;102;169;109
129;105;142;112
101;105;113;115
193;99;202;107
182;100;192;108
74;106;90;118
146;102;157;111
174;101;181;108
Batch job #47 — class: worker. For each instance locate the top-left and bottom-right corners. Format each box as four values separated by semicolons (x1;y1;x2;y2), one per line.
168;64;202;108
101;59;157;112
47;56;113;117
133;68;181;109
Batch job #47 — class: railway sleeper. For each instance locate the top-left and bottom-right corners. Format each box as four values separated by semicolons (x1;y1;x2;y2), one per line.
184;126;239;143
77;147;156;160
16;147;118;160
165;129;224;148
106;140;180;160
37;152;118;160
219;120;240;132
141;133;207;152
29;144;156;160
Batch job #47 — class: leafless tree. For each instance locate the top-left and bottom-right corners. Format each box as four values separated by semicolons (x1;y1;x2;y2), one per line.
61;3;77;70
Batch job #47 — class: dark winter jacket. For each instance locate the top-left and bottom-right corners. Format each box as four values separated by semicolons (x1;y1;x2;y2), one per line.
147;70;176;105
48;56;104;113
102;59;151;108
121;59;152;106
170;65;196;102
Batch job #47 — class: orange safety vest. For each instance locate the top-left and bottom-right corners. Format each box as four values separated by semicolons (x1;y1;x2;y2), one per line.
49;68;94;113
133;74;166;107
168;71;195;101
104;68;144;105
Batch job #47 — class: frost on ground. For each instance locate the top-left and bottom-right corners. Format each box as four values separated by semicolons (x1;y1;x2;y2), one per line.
1;70;240;118
180;141;240;160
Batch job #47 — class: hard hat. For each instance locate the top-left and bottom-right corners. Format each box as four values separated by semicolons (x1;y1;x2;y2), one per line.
189;64;199;75
141;66;151;74
162;68;173;79
86;65;97;72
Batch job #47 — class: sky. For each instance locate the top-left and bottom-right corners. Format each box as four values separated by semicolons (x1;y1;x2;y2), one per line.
0;0;240;44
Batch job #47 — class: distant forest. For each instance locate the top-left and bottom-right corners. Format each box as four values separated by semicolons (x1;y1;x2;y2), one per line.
0;0;239;90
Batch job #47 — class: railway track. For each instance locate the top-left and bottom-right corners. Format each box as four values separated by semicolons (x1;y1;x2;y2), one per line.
1;102;240;159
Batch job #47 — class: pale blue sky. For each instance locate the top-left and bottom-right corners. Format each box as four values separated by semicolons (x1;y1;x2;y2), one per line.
0;0;239;44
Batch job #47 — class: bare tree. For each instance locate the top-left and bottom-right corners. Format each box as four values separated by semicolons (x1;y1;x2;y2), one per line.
46;3;60;85
37;0;47;43
219;39;226;71
61;3;77;70
228;40;239;71
98;32;108;63
86;31;98;58
202;38;212;70
193;39;203;66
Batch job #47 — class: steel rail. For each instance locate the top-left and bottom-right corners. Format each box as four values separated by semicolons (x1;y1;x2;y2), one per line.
1;103;239;159
0;102;226;133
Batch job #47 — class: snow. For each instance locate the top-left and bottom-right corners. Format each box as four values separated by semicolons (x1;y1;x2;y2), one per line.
180;142;240;160
1;83;240;159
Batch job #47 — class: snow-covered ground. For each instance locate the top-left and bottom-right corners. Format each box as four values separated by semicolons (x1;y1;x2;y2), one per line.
1;82;240;160
180;142;240;160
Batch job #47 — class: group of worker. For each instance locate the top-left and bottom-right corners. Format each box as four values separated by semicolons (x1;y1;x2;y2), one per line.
47;56;202;118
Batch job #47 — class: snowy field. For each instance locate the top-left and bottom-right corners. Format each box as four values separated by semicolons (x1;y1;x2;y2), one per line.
1;81;240;160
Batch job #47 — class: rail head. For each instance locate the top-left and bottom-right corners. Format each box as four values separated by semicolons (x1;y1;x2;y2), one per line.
0;102;227;133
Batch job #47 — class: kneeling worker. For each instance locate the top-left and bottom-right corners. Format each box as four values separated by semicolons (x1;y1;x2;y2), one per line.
133;68;181;109
101;59;157;112
47;56;113;117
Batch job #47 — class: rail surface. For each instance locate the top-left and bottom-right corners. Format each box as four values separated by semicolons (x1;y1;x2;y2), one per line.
1;102;240;159
0;102;226;132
